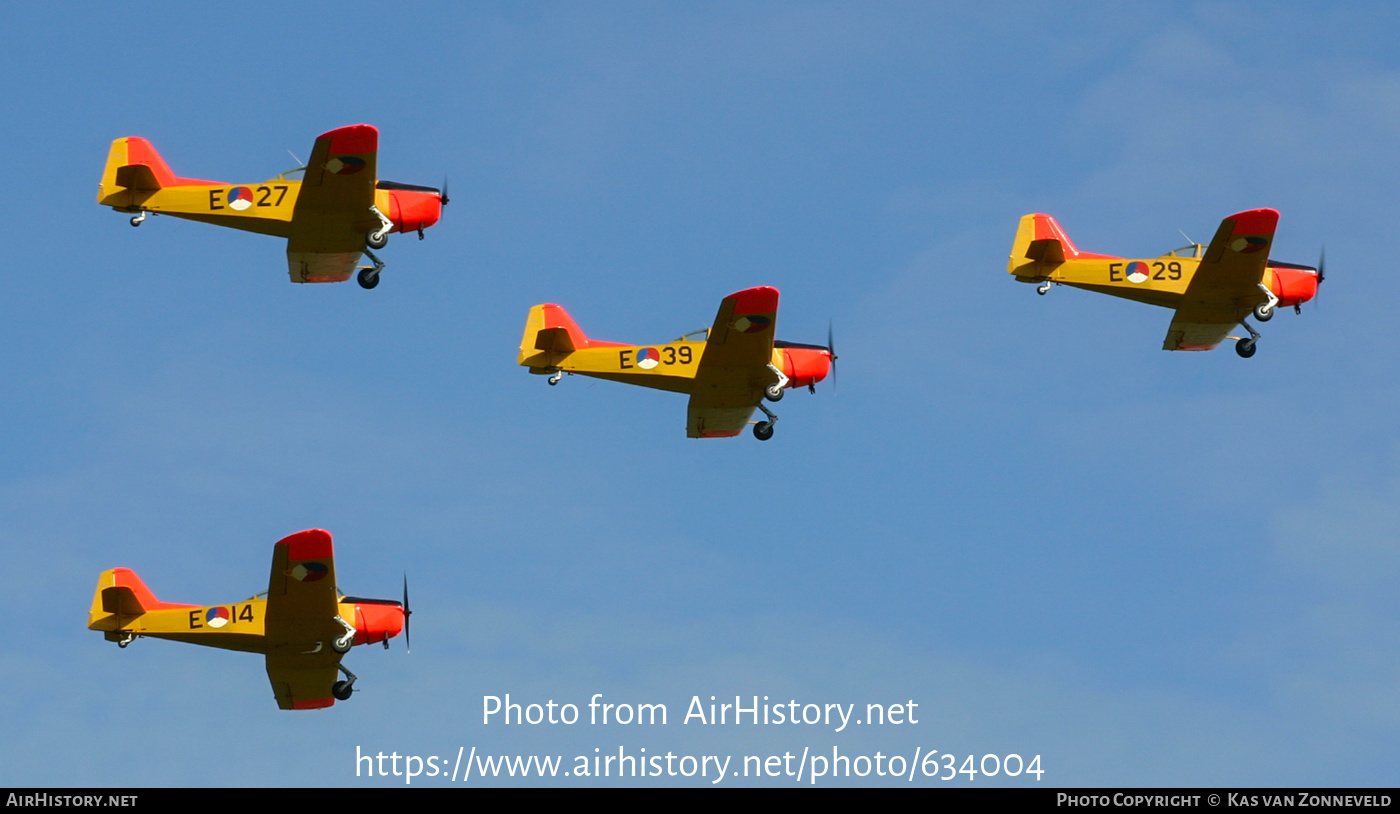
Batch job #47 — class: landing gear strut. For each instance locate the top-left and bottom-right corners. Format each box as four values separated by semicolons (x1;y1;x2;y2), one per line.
753;403;778;441
116;632;136;648
764;363;789;402
1037;281;1053;295
129;211;148;227
331;615;356;655
332;664;358;701
357;248;386;290
1252;283;1280;322
1235;319;1262;359
547;369;563;385
367;205;393;250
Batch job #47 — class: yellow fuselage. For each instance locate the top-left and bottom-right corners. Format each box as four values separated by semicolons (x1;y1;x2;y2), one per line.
97;177;400;240
87;595;363;655
1032;256;1203;309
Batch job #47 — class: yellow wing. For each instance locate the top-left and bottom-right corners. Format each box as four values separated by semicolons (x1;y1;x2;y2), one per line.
263;529;342;710
1162;209;1278;350
287;124;380;283
686;287;779;438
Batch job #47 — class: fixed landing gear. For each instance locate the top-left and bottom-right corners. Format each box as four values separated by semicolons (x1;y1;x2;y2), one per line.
1235;320;1262;359
129;211;148;227
116;632;136;648
331;615;356;655
1037;281;1053;295
547;370;563;385
753;403;778;441
332;664;358;701
1253;283;1279;322
367;205;393;250
357;248;386;290
764;364;789;402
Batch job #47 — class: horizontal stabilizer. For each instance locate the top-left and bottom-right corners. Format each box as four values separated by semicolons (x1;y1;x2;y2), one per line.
534;326;576;354
114;163;162;191
100;586;147;616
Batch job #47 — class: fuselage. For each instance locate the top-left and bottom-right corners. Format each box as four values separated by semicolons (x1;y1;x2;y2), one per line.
536;333;832;394
1021;245;1319;310
98;175;442;239
87;592;404;654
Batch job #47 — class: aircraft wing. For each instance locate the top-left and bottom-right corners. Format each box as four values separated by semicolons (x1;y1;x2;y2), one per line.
265;662;339;711
263;529;342;710
287;124;380;283
686;286;779;438
1162;209;1278;351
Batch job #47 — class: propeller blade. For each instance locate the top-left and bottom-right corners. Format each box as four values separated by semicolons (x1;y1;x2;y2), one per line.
827;321;838;392
440;177;450;207
1317;247;1325;286
402;574;412;654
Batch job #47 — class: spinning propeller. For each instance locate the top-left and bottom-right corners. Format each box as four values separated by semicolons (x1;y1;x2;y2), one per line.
402;575;412;654
826;322;839;392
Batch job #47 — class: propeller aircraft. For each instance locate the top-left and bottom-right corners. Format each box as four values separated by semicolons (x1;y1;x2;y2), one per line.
87;529;409;710
519;286;834;440
97;124;446;289
1009;209;1322;357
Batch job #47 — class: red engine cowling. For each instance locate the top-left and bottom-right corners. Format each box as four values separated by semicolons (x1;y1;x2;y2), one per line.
384;187;443;234
779;347;832;390
1269;266;1319;308
353;601;405;646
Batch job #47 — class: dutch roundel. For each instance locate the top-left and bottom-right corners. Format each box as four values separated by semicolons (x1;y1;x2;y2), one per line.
227;187;254;211
206;607;231;628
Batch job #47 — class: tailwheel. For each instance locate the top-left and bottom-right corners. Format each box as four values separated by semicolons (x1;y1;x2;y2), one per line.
1235;338;1257;358
129;211;147;227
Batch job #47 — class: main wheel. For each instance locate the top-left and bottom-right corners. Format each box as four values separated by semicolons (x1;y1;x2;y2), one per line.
332;637;353;655
764;384;784;402
1253;303;1274;322
1235;338;1257;358
357;268;380;290
332;680;354;701
367;231;389;250
753;421;774;441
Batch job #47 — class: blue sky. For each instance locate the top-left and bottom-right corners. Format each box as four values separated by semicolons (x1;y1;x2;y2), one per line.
3;2;1398;786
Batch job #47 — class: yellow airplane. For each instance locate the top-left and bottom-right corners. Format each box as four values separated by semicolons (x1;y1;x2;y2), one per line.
1009;209;1322;357
519;286;834;440
87;529;408;710
97;124;446;289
